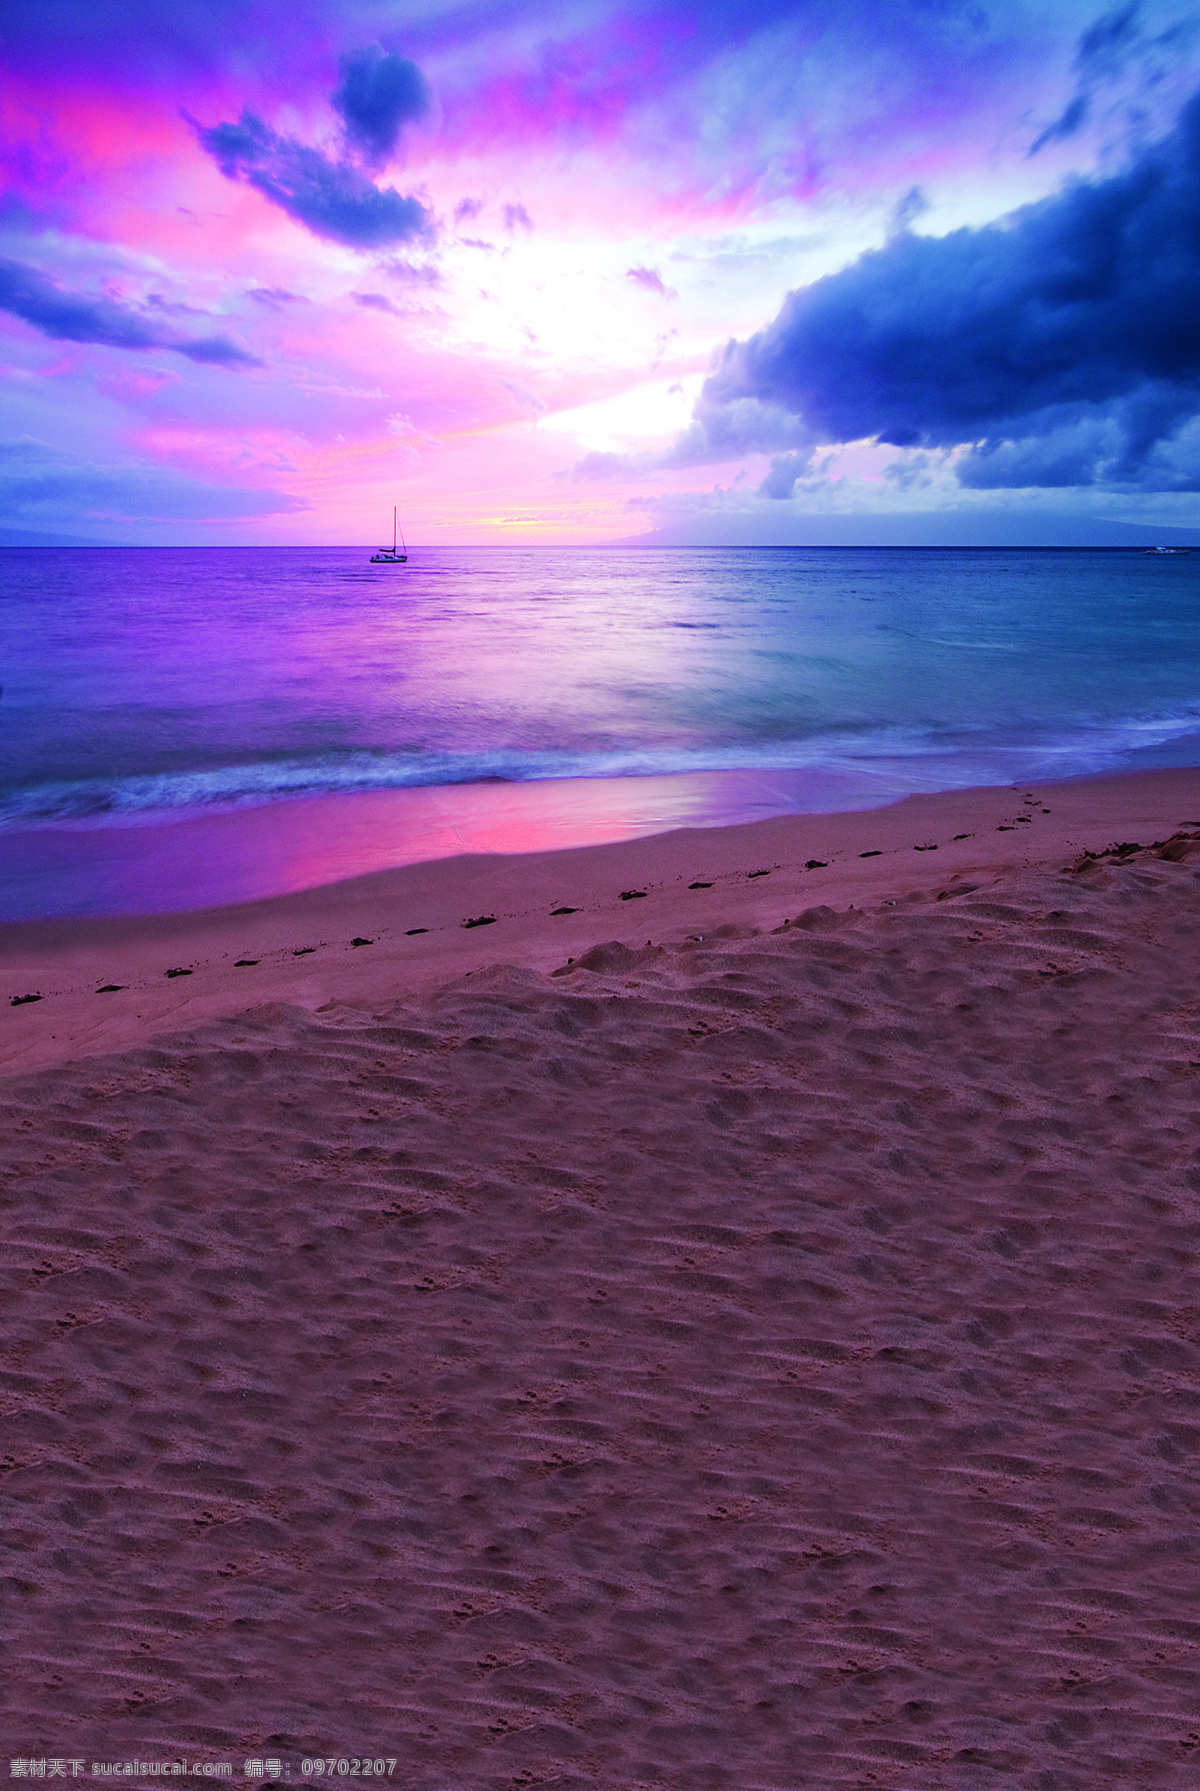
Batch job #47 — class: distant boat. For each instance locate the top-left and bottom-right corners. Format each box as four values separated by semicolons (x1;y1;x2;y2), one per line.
1146;545;1190;555
371;507;407;564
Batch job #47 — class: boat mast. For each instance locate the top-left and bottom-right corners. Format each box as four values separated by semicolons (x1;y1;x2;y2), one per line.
393;506;397;554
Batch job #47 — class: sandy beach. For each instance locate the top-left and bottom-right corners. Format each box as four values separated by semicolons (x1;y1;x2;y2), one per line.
4;765;1200;1785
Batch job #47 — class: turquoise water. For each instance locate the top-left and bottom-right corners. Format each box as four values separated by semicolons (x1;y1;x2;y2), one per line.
2;544;1199;915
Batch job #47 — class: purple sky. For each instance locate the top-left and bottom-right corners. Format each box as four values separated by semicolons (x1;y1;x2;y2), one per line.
2;0;1199;543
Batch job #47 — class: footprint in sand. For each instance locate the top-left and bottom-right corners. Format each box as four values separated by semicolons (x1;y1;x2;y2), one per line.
747;868;771;879
10;992;42;1006
234;958;259;967
550;906;578;916
293;946;317;956
620;890;647;900
688;881;713;889
954;833;971;840
805;860;827;870
860;850;883;858
164;967;193;978
914;844;938;851
351;937;373;947
406;927;429;936
96;984;125;994
462;915;498;928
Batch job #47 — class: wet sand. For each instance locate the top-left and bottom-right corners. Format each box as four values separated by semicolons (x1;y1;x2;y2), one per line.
3;767;1200;1785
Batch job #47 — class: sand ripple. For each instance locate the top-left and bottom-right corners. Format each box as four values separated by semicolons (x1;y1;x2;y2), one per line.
3;858;1200;1785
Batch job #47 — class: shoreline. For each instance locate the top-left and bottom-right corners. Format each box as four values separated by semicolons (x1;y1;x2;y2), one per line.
7;760;1200;1076
0;764;923;923
8;742;1200;924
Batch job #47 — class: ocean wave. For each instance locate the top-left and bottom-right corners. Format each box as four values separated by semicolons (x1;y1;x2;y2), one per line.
5;709;1200;832
0;736;945;829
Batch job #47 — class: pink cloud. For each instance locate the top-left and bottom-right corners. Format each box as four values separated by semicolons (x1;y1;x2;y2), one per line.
2;2;1186;541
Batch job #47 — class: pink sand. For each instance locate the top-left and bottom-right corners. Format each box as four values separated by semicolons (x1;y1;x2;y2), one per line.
3;767;1200;1784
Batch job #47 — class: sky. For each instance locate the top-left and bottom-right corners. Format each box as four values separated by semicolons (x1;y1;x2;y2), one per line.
2;0;1200;545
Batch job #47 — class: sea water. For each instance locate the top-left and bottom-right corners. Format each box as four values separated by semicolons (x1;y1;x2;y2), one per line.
2;544;1199;917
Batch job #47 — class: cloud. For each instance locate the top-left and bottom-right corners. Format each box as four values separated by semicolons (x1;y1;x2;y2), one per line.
0;436;305;523
351;285;443;324
377;257;443;288
502;203;533;232
570;393;810;484
96;366;182;406
1076;1;1146;79
570;449;644;481
384;413;441;448
666;394;812;466
957;410;1200;492
501;377;545;414
352;290;403;315
888;186;929;237
1030;1;1199;152
9;0;1200;230
957;419;1120;489
626;265;676;297
1030;93;1092;153
758;450;816;499
694;87;1200;489
144;292;205;317
332;44;430;167
246;286;308;308
195;110;432;249
0;257;258;365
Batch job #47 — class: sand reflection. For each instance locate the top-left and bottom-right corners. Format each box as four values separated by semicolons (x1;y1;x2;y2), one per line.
0;766;922;919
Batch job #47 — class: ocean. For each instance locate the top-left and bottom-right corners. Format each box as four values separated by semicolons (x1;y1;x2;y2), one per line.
3;543;1199;918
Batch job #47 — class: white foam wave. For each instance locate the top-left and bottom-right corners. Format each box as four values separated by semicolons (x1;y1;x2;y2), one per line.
4;709;1200;831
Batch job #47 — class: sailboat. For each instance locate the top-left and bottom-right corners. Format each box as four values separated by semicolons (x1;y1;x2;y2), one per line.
370;507;407;564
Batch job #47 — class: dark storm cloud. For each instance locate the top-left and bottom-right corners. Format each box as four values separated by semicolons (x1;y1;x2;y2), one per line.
332;45;430;167
697;89;1200;488
0;257;258;364
195;111;432;249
